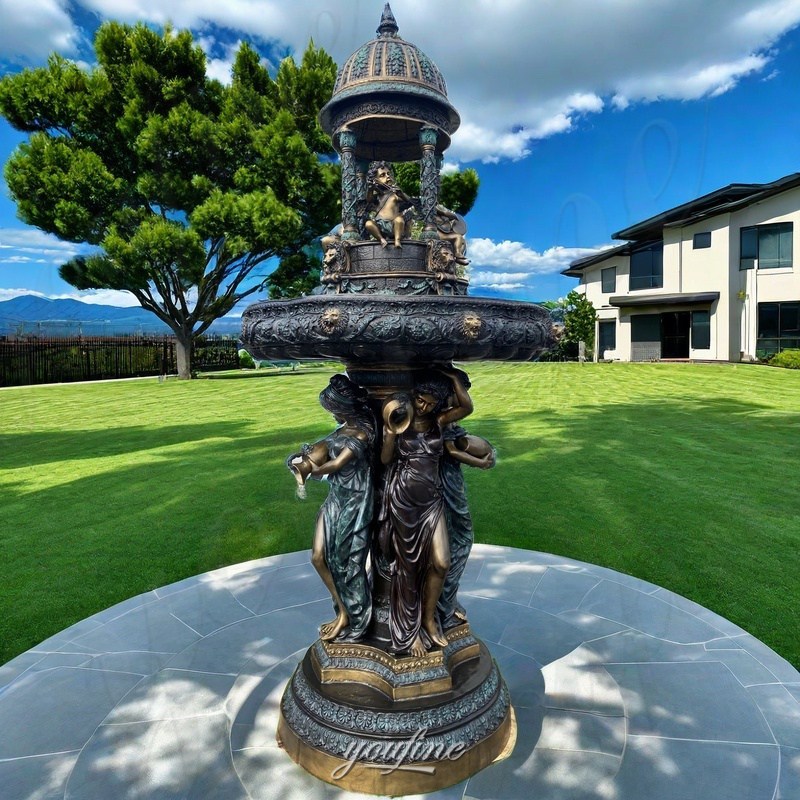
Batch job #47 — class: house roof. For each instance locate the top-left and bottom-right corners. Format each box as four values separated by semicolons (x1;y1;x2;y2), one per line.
561;243;631;277
565;171;800;276
612;173;800;242
608;291;720;308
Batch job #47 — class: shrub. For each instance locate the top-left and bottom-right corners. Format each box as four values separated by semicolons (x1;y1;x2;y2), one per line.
768;349;800;369
238;349;256;369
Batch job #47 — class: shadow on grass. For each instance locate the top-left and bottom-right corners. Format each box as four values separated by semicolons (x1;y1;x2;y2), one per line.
467;394;800;667
199;368;330;381
0;422;253;469
2;389;799;669
0;421;328;664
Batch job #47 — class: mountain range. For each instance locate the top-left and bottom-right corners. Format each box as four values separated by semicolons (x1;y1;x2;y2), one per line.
0;295;243;337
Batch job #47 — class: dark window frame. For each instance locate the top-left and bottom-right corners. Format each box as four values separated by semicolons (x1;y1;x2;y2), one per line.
693;232;711;249
629;242;663;291
601;266;616;294
597;320;616;355
740;222;793;270
757;301;800;356
691;310;711;350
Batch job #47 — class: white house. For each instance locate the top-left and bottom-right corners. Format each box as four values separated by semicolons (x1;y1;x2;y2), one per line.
564;173;800;362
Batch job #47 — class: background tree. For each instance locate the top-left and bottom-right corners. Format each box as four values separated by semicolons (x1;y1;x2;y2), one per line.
540;299;565;326
267;250;322;299
562;290;597;353
0;23;338;377
541;291;596;360
393;162;480;215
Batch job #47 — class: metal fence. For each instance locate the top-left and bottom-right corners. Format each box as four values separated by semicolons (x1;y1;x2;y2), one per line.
0;335;240;387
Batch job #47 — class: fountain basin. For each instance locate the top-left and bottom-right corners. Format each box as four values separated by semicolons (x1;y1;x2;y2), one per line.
240;295;555;365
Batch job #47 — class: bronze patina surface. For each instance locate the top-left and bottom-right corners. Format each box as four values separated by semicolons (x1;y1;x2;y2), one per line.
241;4;552;793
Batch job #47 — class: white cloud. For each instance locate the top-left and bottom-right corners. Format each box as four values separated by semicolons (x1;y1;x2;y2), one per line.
467;239;615;291
0;286;140;306
0;0;82;62
0;287;44;301
0;228;84;268
612;54;769;105
469;238;613;275
0;255;35;263
4;1;800;162
64;289;140;306
0;228;81;253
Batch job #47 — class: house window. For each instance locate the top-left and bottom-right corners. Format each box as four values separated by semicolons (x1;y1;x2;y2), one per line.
691;310;710;349
740;222;793;270
598;320;616;355
629;242;663;290
601;267;616;293
757;302;800;356
693;232;711;249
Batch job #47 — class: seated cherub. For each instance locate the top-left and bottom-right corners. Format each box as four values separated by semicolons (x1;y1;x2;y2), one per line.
435;205;468;264
364;162;415;248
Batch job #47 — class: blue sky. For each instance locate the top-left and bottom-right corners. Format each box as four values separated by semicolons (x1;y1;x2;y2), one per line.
2;0;800;309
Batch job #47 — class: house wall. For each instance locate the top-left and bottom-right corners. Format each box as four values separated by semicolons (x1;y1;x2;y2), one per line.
727;187;800;359
665;216;730;360
576;183;800;362
579;256;628;360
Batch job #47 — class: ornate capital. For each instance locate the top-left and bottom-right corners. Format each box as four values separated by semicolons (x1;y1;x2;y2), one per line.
419;125;439;148
337;127;358;150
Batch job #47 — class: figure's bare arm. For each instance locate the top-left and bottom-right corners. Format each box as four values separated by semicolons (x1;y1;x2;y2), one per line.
381;431;397;465
438;369;473;426
310;447;356;477
445;443;494;469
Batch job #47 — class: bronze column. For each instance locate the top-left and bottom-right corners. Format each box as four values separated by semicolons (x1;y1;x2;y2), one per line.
419;125;440;240
339;128;360;241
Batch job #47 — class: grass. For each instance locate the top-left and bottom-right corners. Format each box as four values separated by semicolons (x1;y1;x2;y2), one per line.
1;362;799;668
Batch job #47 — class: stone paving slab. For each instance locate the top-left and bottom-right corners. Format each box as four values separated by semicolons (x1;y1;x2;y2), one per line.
1;544;798;800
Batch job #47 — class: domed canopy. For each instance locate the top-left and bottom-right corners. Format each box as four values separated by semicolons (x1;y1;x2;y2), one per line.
319;4;460;161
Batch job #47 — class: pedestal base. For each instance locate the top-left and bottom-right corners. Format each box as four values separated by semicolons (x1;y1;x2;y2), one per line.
276;628;516;795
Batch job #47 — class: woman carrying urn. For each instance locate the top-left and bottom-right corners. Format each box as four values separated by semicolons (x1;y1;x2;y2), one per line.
379;368;474;658
288;374;375;642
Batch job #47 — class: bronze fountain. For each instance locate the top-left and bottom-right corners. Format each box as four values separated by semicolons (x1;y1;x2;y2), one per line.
240;5;554;794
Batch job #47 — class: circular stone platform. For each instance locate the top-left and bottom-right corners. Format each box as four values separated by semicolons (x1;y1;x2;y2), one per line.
1;544;799;800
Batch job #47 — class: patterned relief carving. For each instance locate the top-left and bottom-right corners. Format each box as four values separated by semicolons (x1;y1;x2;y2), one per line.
280;667;510;761
241;296;555;363
290;661;504;737
331;99;452;135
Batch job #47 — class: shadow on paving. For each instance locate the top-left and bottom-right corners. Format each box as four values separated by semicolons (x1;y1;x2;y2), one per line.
0;421;327;664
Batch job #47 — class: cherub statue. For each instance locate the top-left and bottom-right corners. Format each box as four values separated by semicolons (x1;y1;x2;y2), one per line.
434;205;468;265
364;161;416;249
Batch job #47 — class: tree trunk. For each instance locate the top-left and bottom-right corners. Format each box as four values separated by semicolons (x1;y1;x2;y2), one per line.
175;331;193;380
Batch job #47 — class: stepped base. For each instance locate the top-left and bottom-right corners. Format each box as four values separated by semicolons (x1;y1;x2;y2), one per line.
276;628;516;795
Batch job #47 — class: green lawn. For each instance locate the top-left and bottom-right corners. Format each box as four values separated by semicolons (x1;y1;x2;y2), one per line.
1;362;799;668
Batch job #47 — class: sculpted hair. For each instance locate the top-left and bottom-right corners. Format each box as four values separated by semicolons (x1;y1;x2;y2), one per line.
412;376;451;416
319;374;375;443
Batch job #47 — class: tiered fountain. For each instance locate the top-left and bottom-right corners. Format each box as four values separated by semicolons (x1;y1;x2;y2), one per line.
241;5;554;794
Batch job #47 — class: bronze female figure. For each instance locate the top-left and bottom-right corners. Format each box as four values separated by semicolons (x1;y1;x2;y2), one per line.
379;369;473;657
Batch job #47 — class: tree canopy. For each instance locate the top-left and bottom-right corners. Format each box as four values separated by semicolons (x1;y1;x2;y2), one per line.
393;162;480;216
542;290;596;360
0;22;338;377
561;290;597;353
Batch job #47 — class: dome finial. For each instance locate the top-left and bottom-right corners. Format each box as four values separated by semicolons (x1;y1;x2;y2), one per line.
377;3;399;38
